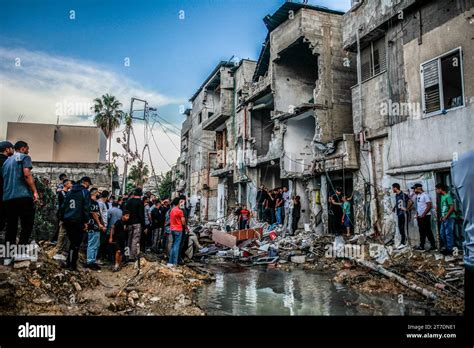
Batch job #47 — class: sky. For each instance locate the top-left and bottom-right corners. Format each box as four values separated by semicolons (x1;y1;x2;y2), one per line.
0;0;351;174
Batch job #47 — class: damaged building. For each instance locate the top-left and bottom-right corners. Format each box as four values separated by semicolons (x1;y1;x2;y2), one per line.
179;2;356;230
240;2;357;231
179;0;474;241
343;0;474;241
181;61;236;221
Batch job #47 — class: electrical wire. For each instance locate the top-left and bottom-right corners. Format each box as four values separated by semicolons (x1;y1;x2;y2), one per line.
150;126;172;169
151;120;180;151
151;113;216;152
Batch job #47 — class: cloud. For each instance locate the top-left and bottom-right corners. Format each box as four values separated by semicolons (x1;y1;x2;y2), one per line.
0;47;182;174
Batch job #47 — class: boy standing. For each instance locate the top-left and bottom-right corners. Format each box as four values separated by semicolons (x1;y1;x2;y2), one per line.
238;205;251;230
341;195;352;237
109;210;130;272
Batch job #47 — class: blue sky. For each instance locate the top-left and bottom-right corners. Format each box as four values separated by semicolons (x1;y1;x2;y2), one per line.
0;0;351;172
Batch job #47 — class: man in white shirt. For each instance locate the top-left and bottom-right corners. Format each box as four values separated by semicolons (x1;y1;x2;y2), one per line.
413;183;436;251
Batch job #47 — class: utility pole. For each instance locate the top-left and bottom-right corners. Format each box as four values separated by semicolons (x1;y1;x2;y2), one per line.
122;97;149;194
122;98;134;194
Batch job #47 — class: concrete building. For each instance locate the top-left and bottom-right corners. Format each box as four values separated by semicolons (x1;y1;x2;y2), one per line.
6;122;109;188
343;0;474;241
210;59;257;220
183;61;236;221
179;3;357;227
240;2;357;231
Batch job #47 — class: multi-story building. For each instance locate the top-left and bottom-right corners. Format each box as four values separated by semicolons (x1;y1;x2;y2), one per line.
343;0;474;241
182;61;235;221
240;2;357;231
180;0;473;241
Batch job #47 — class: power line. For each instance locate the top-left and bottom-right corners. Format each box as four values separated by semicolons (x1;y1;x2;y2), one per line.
152;120;180;151
151;113;216;152
150;127;172;168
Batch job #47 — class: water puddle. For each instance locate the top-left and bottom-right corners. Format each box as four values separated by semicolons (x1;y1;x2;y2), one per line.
196;264;442;316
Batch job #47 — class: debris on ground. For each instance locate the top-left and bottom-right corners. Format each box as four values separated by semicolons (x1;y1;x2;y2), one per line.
190;213;465;314
0;241;212;316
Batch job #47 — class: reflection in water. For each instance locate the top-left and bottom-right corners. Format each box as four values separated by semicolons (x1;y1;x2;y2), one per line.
197;264;440;316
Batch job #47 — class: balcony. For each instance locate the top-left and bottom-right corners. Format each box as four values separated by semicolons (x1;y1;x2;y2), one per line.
202;111;230;131
313;134;359;173
247;74;271;101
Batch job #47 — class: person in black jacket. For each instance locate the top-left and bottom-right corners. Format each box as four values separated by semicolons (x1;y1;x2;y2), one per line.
125;187;145;261
60;176;92;270
291;196;301;235
150;200;163;252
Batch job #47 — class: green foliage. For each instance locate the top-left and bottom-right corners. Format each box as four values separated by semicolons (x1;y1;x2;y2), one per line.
33;176;57;241
128;161;149;187
158;171;173;199
92;94;124;139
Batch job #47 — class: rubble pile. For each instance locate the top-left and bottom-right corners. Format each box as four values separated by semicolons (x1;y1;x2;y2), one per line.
0;241;212;316
0;242;99;315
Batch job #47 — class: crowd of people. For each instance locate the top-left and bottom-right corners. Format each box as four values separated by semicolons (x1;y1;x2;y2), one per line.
0;140;203;271
326;181;461;256
55;180;203;271
255;185;301;235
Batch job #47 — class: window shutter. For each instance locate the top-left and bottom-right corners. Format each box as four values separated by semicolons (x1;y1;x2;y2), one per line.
421;60;441;114
373;37;386;74
361;45;372;81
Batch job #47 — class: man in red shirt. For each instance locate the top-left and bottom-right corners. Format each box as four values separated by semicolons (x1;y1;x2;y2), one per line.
168;198;188;266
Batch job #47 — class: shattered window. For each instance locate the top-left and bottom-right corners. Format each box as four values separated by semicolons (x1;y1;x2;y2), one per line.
421;48;464;116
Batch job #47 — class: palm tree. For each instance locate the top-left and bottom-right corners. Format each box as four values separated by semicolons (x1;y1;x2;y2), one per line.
92;94;124;189
128;161;149;187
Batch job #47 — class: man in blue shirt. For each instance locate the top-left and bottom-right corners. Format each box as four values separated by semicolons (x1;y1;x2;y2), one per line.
451;149;474;316
2;141;38;259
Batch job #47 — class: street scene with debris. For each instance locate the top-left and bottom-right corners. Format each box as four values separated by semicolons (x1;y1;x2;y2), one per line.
1;0;473;324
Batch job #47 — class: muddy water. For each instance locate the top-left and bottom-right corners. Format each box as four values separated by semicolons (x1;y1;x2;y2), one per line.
197;264;440;316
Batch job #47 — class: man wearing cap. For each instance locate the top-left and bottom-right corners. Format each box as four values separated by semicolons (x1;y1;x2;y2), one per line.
2;141;38;264
0;141;14;233
413;183;436;251
59;176;92;270
451;149;474;316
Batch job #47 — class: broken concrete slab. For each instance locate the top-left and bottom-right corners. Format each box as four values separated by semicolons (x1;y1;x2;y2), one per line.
211;229;237;248
230;228;263;241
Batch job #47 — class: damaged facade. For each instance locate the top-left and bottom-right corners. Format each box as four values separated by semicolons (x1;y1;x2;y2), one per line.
180;62;236;221
343;0;474;242
179;0;474;240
